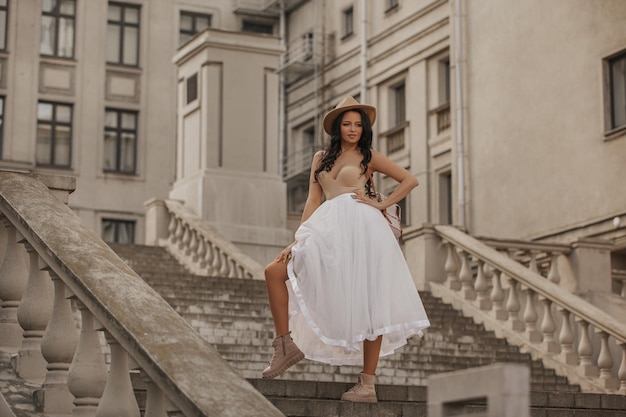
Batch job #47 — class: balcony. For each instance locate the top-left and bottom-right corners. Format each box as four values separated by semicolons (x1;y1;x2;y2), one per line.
283;143;316;180
232;0;307;16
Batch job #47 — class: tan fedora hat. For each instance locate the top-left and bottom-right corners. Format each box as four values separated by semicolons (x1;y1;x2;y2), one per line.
323;96;376;135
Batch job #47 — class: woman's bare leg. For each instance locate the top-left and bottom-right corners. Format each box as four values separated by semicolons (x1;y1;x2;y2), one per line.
264;261;290;336
363;335;383;375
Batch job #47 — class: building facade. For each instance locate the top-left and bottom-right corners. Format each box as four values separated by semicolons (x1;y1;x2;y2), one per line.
1;0;624;272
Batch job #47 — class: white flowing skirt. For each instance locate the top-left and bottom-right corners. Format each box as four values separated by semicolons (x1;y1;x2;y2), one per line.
286;193;430;365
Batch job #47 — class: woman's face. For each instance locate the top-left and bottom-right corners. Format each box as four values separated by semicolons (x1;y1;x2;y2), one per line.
340;111;363;146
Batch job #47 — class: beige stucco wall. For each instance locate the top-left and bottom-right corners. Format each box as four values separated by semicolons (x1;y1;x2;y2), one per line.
463;0;626;240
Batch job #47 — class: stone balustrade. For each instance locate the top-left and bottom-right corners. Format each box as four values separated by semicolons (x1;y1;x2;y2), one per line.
0;171;283;417
421;224;626;395
145;198;265;280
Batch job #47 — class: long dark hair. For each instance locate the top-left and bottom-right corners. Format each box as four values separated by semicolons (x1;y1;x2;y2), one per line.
314;108;373;182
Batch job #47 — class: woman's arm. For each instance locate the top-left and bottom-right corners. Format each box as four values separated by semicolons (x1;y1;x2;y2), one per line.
299;150;324;223
355;149;418;210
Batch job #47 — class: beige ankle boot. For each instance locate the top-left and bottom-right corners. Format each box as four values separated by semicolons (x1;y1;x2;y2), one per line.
341;372;377;403
262;332;305;379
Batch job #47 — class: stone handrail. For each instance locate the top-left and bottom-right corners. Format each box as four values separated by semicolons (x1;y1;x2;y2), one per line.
0;172;282;417
158;199;265;280
432;224;626;395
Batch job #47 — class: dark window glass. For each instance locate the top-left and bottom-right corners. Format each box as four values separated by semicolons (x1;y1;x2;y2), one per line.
179;11;211;46
0;96;4;159
186;73;198;104
242;21;273;35
394;83;406;124
36;101;72;168
102;218;135;243
107;2;140;66
343;7;353;38
386;0;399;12
0;0;8;51
104;109;137;174
609;52;626;130
40;0;76;58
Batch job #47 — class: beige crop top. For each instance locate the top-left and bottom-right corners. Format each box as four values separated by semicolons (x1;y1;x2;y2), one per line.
318;165;369;200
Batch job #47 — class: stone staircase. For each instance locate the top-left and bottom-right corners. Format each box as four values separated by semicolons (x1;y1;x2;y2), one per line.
108;244;626;416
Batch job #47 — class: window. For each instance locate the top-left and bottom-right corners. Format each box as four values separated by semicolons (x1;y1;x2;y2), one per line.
242;21;273;35
102;219;135;244
302;32;313;60
392;83;406;125
385;0;399;12
608;51;626;131
104;109;137;174
0;0;8;51
107;2;140;66
40;0;76;58
0;97;4;159
179;11;211;46
342;6;353;39
439;171;452;225
440;58;451;105
36;101;72;168
186;73;198;104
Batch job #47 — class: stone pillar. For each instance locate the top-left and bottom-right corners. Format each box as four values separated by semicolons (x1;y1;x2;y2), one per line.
567;238;613;295
428;363;529;417
402;224;447;291
144;198;170;246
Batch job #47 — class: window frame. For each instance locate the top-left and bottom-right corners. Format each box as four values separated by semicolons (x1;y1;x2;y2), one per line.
606;50;626;134
0;0;8;51
107;2;141;67
179;10;212;46
392;82;406;125
0;96;4;159
101;218;136;244
36;101;73;169
342;6;354;39
104;108;138;175
40;0;77;58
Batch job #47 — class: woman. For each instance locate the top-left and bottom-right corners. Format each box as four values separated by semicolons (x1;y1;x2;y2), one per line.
263;96;430;403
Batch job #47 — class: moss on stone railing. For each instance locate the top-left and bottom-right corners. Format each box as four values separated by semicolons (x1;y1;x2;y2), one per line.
0;171;283;416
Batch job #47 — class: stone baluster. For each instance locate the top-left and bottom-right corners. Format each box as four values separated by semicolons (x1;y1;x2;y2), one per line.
557;308;578;365
96;331;140;417
68;300;108;417
15;241;54;383
188;230;199;258
173;218;184;245
490;269;507;320
522;288;541;343
458;250;476;300
576;319;598;377
37;269;79;414
204;241;216;275
476;262;492;310
444;243;460;290
547;253;561;284
528;250;539;274
618;343;626;395
505;278;524;331
0;222;29;351
167;215;178;244
179;224;191;251
539;297;558;353
596;331;619;390
141;371;169;417
219;252;230;277
197;239;207;269
211;245;222;275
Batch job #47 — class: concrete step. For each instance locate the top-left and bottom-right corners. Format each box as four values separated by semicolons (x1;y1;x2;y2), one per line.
250;379;626;417
110;244;583;392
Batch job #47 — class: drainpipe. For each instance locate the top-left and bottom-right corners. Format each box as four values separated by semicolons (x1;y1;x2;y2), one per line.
278;0;286;177
360;0;367;102
454;0;466;228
